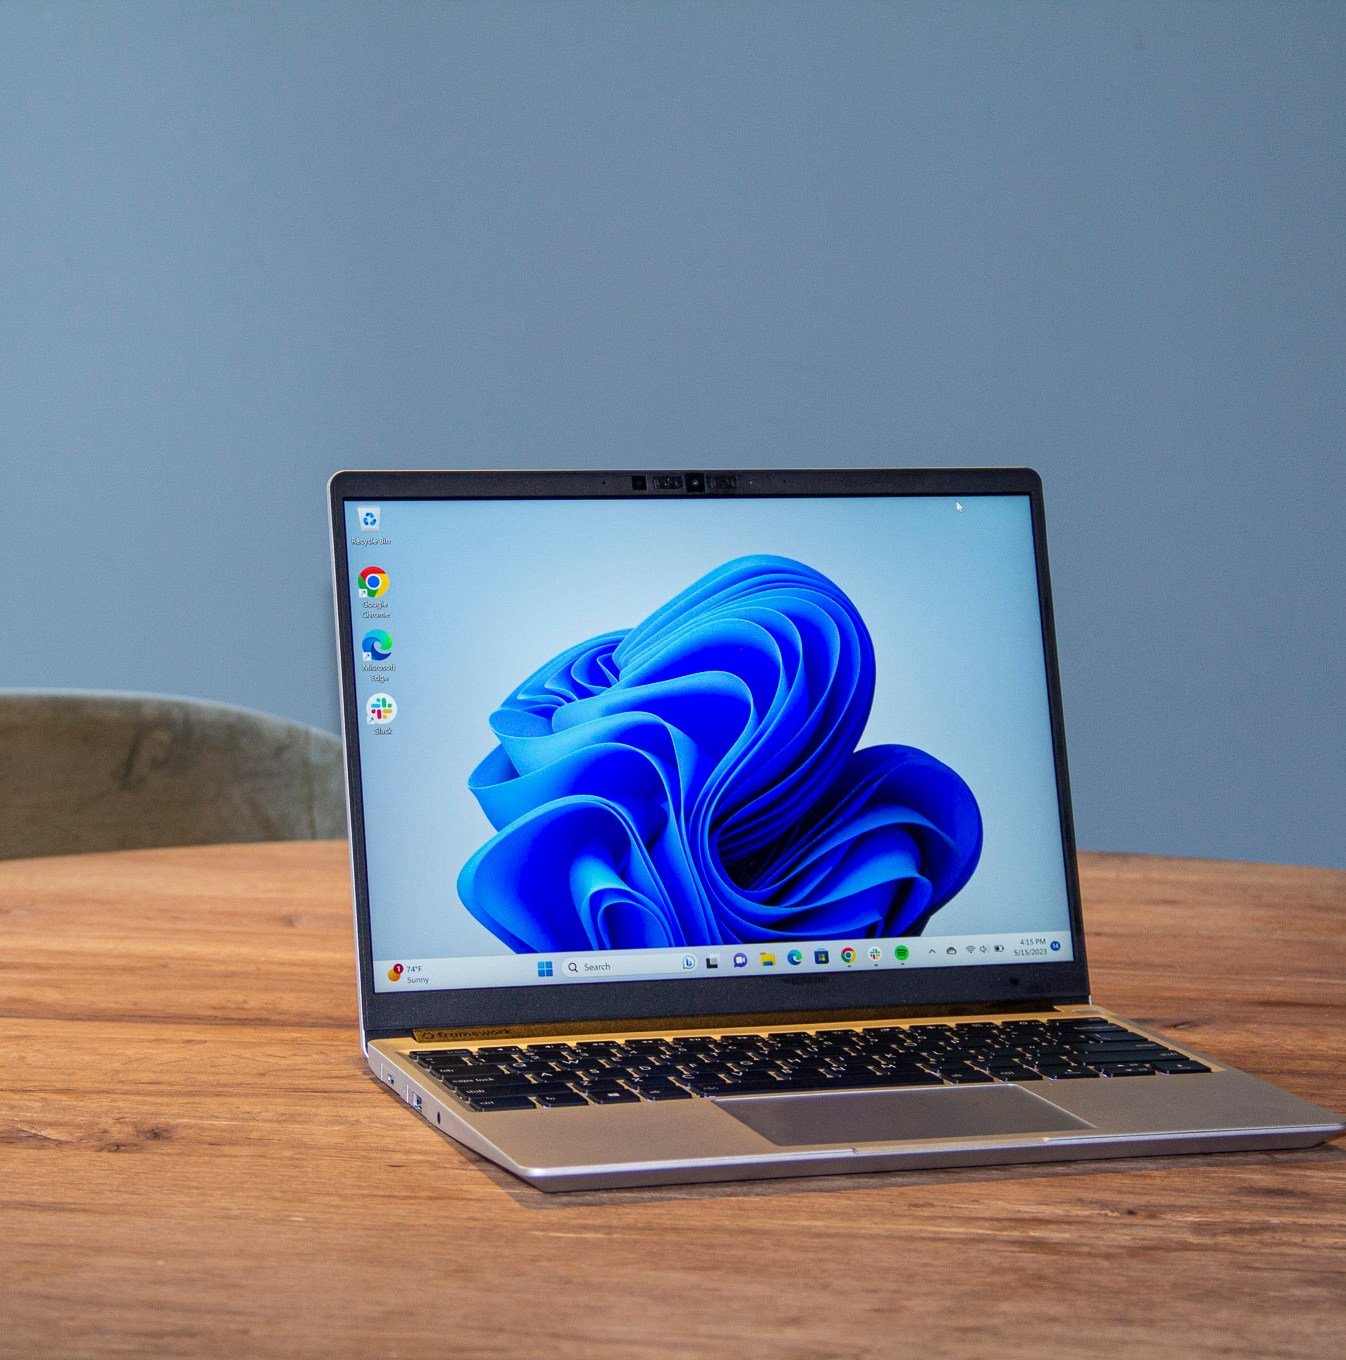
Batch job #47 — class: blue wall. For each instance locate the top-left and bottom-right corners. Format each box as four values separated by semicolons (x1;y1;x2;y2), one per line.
3;2;1343;868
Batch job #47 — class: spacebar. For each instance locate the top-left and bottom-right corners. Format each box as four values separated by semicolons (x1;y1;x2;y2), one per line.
718;1070;944;1095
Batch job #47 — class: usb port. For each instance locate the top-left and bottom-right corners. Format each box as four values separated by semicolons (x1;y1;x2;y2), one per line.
653;475;683;490
708;475;737;491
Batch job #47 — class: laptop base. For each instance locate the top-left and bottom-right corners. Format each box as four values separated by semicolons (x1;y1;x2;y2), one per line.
368;1008;1345;1192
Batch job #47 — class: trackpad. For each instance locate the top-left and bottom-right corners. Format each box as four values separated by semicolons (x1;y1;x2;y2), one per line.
721;1084;1091;1147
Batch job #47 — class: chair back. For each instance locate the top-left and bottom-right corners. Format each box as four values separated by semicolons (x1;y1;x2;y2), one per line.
0;690;346;859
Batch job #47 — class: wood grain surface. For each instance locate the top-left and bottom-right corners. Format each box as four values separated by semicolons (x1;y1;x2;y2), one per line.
1;842;1342;1359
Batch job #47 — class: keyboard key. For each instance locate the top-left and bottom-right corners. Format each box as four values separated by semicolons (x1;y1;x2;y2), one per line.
587;1088;640;1104
440;1074;534;1089
784;1071;941;1092
465;1095;536;1112
1150;1059;1212;1075
1083;1046;1174;1064
684;1078;730;1094
533;1091;589;1107
446;1086;545;1103
667;1037;717;1053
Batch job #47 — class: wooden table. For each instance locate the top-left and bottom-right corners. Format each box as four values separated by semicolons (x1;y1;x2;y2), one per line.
1;843;1343;1359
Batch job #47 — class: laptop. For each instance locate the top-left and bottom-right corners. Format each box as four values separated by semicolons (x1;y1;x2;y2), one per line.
329;467;1343;1191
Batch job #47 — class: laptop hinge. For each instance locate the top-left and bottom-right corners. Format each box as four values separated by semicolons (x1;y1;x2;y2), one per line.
409;1000;1083;1045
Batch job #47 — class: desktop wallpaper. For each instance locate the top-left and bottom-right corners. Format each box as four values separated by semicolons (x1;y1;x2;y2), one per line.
458;554;983;952
348;493;1073;978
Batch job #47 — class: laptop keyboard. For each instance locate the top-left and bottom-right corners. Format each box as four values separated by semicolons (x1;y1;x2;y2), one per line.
409;1016;1211;1112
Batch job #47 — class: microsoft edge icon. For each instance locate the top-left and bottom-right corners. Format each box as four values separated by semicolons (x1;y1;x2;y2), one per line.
361;629;393;662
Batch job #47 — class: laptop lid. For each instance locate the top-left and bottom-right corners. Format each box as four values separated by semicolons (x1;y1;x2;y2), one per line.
330;469;1089;1038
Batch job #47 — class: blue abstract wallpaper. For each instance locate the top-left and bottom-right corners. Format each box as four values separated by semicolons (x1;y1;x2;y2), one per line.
457;556;983;952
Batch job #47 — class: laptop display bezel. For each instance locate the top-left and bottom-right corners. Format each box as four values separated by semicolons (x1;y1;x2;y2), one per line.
330;468;1090;1037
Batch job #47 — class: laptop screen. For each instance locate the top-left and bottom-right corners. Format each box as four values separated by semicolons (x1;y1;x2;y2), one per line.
342;491;1074;996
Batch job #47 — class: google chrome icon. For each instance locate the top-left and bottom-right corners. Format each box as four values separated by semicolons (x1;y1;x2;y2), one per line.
358;565;389;599
361;629;393;662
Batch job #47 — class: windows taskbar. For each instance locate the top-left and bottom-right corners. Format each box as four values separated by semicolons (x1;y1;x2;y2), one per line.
374;930;1073;992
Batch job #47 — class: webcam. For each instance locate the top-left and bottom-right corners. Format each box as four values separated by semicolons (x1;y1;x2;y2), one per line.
632;473;737;493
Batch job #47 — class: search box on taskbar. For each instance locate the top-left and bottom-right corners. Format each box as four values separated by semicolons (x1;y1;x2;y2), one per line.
562;954;688;979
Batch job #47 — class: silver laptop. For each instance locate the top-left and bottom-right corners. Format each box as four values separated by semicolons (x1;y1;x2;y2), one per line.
329;468;1343;1191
